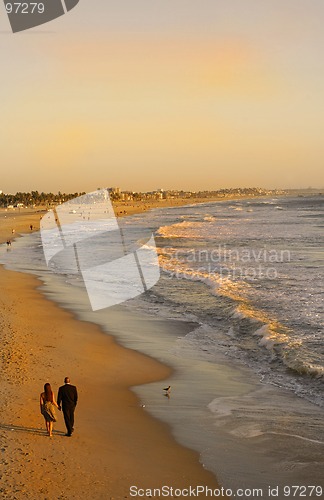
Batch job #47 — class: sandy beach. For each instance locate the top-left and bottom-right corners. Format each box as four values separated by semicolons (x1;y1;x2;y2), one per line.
0;205;224;499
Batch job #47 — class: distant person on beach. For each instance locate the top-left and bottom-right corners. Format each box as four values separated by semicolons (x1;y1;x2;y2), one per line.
6;240;11;247
57;377;78;437
30;224;33;231
40;383;60;437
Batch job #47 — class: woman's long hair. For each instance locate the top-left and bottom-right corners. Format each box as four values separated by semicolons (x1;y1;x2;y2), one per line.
44;383;54;402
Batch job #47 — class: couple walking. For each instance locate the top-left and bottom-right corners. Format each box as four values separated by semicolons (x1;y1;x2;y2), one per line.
40;377;78;437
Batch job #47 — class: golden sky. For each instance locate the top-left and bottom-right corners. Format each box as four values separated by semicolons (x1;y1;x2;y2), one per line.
1;1;324;192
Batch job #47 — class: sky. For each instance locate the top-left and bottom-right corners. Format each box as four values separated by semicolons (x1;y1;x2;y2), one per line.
1;0;324;193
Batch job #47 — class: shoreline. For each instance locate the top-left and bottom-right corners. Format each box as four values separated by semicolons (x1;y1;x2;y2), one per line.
0;203;225;497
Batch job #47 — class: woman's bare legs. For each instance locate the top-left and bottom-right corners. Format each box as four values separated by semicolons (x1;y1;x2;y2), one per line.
45;420;50;435
44;420;53;436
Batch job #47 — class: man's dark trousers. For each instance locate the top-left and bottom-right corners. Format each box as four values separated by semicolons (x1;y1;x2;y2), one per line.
62;404;75;435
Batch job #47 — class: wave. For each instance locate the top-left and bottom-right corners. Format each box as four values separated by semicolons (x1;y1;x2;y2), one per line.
157;221;203;239
157;218;236;240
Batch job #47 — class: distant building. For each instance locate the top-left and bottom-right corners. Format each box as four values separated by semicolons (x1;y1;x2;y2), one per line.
108;187;120;195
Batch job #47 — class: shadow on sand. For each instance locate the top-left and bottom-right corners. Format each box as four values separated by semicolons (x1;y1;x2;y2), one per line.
0;423;66;436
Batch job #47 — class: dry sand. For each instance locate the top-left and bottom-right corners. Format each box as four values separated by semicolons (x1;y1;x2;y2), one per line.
0;208;46;245
0;205;225;499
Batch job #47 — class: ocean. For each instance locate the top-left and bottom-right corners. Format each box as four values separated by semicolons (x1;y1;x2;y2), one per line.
1;195;323;495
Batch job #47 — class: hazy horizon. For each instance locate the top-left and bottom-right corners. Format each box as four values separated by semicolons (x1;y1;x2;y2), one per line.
2;186;324;197
1;1;324;193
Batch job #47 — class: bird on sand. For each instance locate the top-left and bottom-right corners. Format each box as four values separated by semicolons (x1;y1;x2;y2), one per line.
163;385;171;394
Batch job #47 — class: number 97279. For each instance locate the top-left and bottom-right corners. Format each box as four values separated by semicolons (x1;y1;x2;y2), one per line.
5;3;45;14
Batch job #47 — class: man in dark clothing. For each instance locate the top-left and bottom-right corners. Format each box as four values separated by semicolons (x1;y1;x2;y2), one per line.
57;377;78;437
